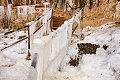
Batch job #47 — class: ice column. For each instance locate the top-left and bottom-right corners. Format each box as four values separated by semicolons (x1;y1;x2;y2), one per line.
28;5;35;20
68;18;74;40
28;5;35;14
17;6;28;20
46;9;52;34
116;2;120;18
27;21;36;49
51;33;57;60
42;9;52;35
74;9;83;35
42;14;47;35
7;4;12;22
0;6;4;19
43;2;50;10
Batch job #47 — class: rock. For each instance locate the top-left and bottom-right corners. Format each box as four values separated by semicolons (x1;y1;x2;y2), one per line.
69;55;80;67
103;44;108;50
77;43;100;55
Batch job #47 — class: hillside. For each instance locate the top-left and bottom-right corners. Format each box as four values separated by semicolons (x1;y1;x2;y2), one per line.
83;0;120;27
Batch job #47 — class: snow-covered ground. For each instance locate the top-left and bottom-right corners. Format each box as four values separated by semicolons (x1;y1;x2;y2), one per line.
0;22;120;80
44;22;120;80
0;30;31;80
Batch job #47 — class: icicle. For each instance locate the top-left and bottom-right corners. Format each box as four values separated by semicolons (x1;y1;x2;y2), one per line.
23;6;28;20
115;2;120;18
43;2;50;10
27;21;36;48
30;22;36;35
7;4;12;22
39;19;44;38
27;21;36;36
46;9;52;34
34;26;44;38
34;9;52;37
29;5;35;20
39;27;44;38
55;32;60;54
73;9;83;35
0;6;4;19
59;30;64;49
75;11;81;26
50;33;57;60
42;14;47;35
17;6;28;20
33;18;44;38
28;5;35;15
17;6;20;19
68;18;74;40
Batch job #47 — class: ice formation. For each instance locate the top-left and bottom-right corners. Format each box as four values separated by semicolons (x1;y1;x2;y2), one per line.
30;18;73;80
115;2;120;18
43;2;50;9
28;5;35;14
0;6;4;19
17;6;28;20
7;4;12;21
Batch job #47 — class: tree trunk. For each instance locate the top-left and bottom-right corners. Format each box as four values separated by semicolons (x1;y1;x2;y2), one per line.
31;0;34;4
3;0;8;6
75;0;78;7
89;0;93;9
61;0;66;6
8;0;12;4
0;0;2;5
26;0;30;5
79;0;85;7
36;0;41;4
96;0;99;7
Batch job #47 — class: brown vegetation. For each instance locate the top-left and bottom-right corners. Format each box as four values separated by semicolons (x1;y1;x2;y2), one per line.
83;0;120;27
